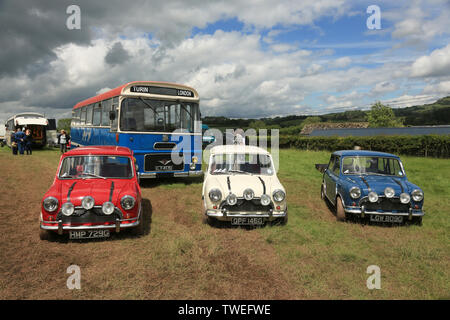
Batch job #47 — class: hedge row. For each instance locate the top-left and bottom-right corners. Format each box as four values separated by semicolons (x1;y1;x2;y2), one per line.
274;135;450;158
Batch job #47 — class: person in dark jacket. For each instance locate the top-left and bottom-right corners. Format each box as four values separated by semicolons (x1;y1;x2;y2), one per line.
57;130;71;154
11;128;18;155
24;129;33;155
15;128;26;155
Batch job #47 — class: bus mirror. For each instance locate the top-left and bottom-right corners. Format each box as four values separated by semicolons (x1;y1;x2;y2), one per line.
109;111;116;121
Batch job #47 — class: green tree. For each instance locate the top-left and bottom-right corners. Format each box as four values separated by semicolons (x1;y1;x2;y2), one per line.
57;118;72;134
368;102;403;127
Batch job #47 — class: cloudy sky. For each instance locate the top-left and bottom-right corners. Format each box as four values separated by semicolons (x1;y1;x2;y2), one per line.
0;0;449;124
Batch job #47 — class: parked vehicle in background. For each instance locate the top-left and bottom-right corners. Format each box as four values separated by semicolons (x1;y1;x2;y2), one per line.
317;150;424;225
39;146;144;240
201;124;215;148
46;118;58;147
5;113;49;148
0;125;5;147
203;145;287;226
70;81;203;180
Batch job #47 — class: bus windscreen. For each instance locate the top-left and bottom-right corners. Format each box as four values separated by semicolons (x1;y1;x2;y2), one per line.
120;98;198;133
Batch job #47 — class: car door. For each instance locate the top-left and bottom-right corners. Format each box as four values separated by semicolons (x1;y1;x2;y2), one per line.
323;155;334;202
326;156;340;205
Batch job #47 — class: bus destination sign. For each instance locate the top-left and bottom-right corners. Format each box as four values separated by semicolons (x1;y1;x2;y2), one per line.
130;86;194;97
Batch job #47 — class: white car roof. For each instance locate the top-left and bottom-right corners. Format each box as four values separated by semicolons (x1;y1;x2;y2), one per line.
209;144;271;156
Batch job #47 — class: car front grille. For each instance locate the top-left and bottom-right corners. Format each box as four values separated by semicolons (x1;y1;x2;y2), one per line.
221;199;273;213
360;197;410;213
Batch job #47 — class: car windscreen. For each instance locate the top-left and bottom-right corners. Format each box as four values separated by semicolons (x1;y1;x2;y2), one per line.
342;156;404;177
209;153;274;176
59;156;133;179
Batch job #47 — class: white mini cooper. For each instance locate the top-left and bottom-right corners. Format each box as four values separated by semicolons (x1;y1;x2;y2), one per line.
202;145;287;226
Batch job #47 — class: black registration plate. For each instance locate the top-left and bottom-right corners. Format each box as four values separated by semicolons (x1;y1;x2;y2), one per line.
69;229;110;239
231;217;264;226
369;215;403;223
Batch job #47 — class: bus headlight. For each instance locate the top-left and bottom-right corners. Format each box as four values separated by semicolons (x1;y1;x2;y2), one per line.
43;197;58;212
102;202;115;215
260;194;271;206
61;202;74;216
121;195;136;210
272;189;286;202
81;196;95;210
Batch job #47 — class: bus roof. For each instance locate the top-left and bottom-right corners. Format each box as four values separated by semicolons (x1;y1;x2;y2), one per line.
7;112;45;122
73;81;199;110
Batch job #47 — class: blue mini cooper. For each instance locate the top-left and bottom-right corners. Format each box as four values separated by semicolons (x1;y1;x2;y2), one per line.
316;150;424;225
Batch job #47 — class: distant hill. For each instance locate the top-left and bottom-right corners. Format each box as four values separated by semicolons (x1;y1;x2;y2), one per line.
203;96;450;129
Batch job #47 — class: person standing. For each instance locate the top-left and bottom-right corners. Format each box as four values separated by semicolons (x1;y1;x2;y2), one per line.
58;130;70;154
11;128;18;155
24;129;33;155
15;128;26;155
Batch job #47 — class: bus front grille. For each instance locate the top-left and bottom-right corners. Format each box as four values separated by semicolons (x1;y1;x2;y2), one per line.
144;153;184;172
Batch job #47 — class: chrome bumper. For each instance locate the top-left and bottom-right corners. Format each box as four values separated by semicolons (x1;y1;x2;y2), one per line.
206;208;287;220
344;206;424;219
40;205;141;234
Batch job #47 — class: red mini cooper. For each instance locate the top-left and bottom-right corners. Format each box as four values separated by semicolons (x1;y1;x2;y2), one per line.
40;146;143;240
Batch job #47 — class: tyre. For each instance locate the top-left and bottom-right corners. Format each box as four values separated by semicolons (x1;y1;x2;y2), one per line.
274;213;288;226
39;229;52;240
130;217;144;236
336;197;346;222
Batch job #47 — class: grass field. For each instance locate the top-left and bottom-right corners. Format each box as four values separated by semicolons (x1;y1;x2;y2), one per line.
0;145;448;299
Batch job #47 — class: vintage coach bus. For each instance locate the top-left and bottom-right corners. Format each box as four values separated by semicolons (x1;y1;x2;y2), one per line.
70;81;203;179
5;112;49;147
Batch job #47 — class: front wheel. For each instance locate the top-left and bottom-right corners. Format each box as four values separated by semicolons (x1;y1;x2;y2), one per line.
336;197;346;222
39;229;52;240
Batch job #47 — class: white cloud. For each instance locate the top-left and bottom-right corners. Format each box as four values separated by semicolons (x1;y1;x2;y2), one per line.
410;44;450;77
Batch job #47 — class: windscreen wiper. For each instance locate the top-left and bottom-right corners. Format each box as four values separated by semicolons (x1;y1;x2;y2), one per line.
80;173;107;179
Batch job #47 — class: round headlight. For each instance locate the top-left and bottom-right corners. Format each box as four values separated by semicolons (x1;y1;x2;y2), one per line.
384;187;395;198
350;187;361;199
411;189;424;202
121;195;136;210
102;201;115;215
260;194;271;206
81;196;95;210
61;202;74;216
243;188;254;201
43;197;58;212
208;189;222;202
368;191;379;203
226;193;237;206
273;189;286;202
400;193;411;204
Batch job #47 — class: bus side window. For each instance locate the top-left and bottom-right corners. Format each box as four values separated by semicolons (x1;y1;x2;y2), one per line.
86;104;93;125
110;97;119;132
102;99;111;126
93;103;102;126
80;107;86;125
